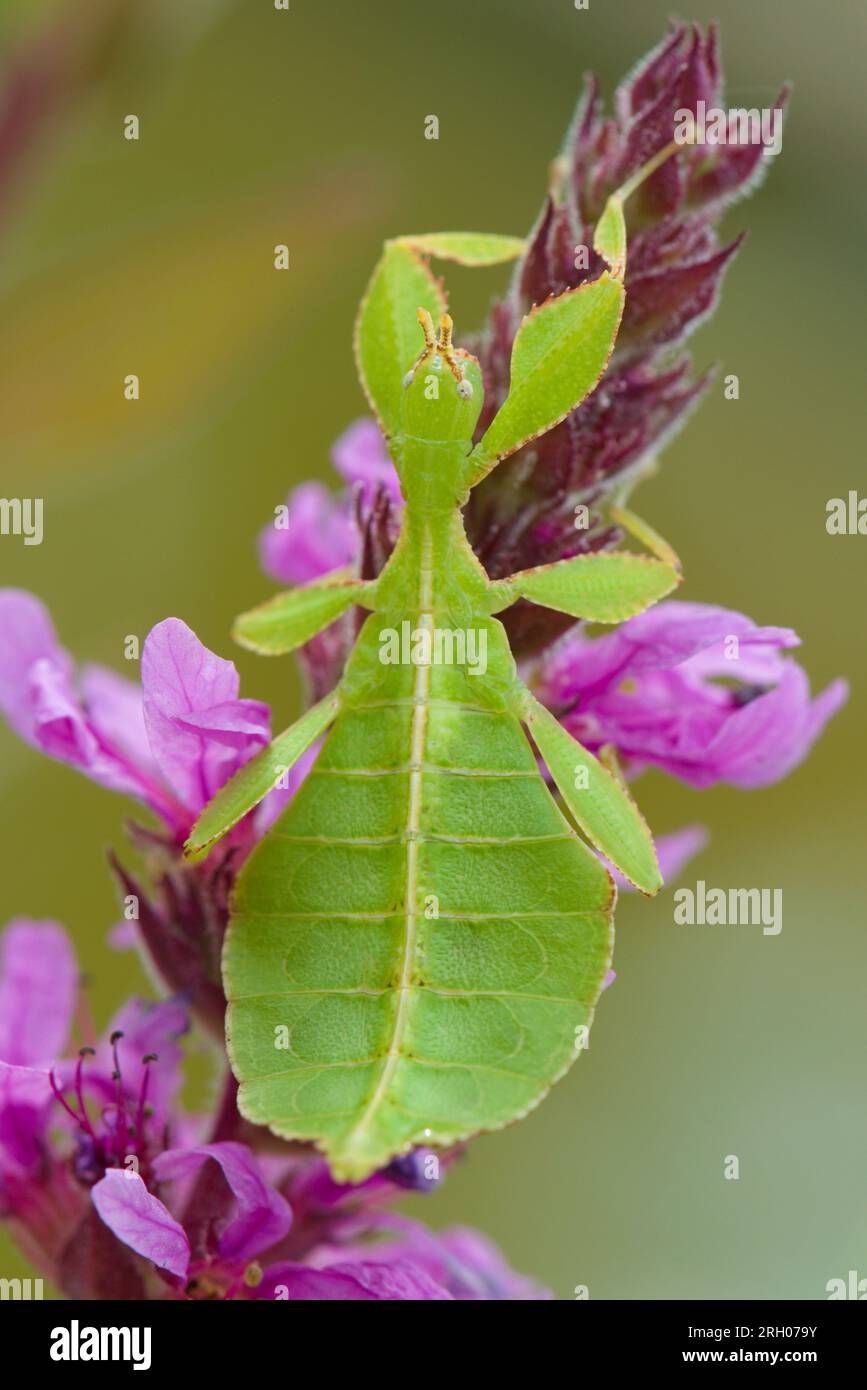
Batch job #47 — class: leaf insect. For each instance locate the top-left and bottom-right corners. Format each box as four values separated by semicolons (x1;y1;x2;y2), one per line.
186;147;683;1181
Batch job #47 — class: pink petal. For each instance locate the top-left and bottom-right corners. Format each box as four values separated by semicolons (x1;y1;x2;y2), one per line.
331;418;402;505
610;603;799;680
28;657;103;767
257;1259;452;1301
707;668;848;789
0;1060;53;1176
547;602;799;705
107;920;137;951
259;482;356;586
91;1169;189;1279
153;1141;292;1263
171;698;270;746
0;590;72;741
141;619;270;816
436;1226;552;1300
80;664;153;772
655;824;711;881
0;592;176;819
348;1214;549;1299
0;919;77;1066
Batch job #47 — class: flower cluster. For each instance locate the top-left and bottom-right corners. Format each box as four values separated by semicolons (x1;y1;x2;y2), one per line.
465;20;789;656
0;920;544;1299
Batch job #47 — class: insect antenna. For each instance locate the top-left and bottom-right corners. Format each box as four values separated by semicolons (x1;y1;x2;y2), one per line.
401;308;437;387
402;307;473;398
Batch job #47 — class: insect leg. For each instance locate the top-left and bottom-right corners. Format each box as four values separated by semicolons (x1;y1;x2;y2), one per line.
510;680;662;895
233;572;375;656
184;687;342;860
487;548;680;623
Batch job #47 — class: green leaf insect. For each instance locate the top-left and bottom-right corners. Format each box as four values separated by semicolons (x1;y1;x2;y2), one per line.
186;153;682;1182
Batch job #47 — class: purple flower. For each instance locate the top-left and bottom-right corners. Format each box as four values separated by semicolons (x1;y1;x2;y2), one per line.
0;918;77;1068
259;481;357;587
0;590;179;824
0;921;187;1182
0;918;189;1290
91;1140;294;1289
0;592;270;839
257;420;404;696
256;1258;454;1301
90;1171;191;1280
140;617;270;819
260;419;400;587
295;1214;550;1301
152;1143;292;1264
533;602;847;789
0;918;544;1300
331;417;403;509
0;592;320;1033
0;919;290;1298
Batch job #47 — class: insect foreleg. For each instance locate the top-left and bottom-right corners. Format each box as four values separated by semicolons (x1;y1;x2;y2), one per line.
233;573;376;656
488;548;680;624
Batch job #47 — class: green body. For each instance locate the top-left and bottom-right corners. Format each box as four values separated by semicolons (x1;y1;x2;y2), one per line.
226;476;614;1180
188;189;683;1181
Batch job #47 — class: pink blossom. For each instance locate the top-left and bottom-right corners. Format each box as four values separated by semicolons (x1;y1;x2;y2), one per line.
534;602;847;789
0;592;271;839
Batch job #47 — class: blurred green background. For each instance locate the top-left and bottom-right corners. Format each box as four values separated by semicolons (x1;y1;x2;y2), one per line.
0;0;863;1299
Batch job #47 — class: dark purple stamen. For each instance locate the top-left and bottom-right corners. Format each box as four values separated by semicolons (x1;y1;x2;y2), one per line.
109;1031;129;1163
49;1068;84;1127
74;1048;98;1141
48;1034;161;1185
135;1053;158;1146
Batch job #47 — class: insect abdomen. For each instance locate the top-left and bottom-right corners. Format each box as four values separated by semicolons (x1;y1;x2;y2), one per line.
225;657;614;1180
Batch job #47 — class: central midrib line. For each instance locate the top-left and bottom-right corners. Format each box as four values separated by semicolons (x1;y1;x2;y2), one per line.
349;525;433;1150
